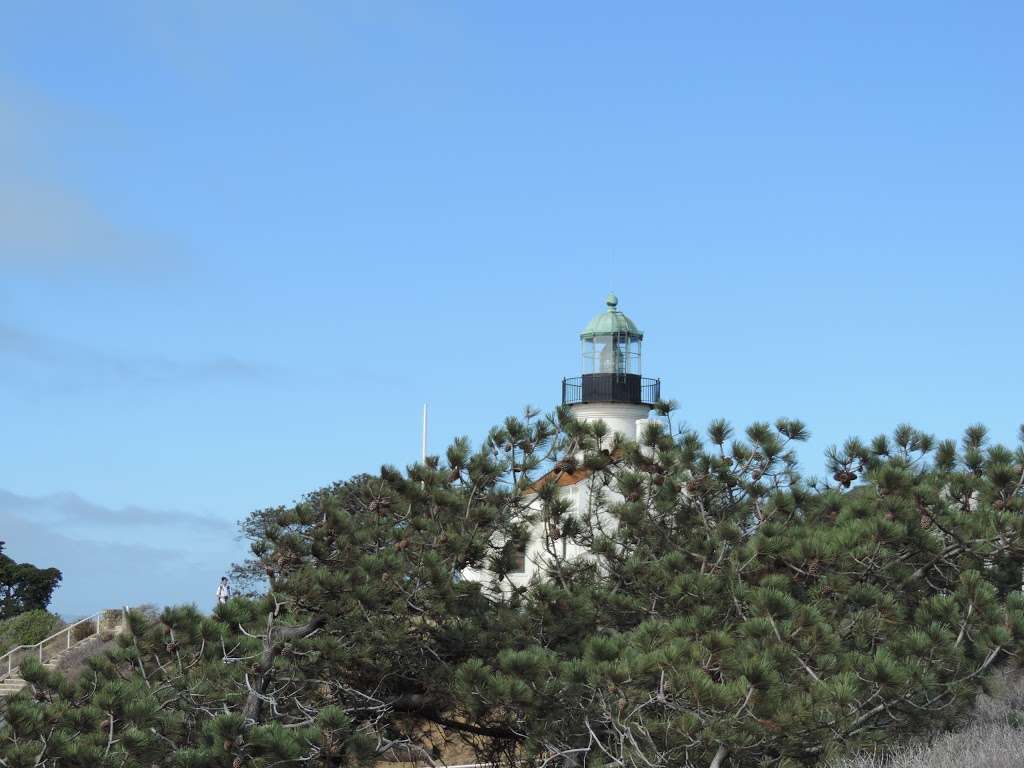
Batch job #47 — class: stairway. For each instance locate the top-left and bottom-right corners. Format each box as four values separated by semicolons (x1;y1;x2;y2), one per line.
0;650;75;697
0;676;27;697
0;609;125;699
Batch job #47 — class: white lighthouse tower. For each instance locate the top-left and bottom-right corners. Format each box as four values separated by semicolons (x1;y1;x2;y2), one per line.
463;294;661;589
561;293;660;441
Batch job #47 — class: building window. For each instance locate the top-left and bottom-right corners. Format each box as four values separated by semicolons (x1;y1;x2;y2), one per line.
510;544;527;574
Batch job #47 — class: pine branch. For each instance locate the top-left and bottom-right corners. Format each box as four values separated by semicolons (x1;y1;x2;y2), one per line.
240;612;324;727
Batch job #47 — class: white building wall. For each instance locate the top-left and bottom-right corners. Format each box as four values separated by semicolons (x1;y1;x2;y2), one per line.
463;402;654;590
568;402;652;444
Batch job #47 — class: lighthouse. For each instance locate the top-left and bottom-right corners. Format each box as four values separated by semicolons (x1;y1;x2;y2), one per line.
561;293;661;440
462;294;662;588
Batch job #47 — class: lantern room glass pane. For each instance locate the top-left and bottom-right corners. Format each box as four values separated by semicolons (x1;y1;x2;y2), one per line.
582;339;596;373
581;333;641;375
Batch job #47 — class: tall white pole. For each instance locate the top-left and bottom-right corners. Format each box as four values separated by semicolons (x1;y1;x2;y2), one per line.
421;403;428;463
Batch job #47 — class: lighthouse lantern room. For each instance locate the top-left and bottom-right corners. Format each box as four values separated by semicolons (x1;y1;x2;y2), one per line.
562;294;660;440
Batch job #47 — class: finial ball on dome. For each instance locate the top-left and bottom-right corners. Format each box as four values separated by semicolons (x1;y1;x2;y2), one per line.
580;293;641;339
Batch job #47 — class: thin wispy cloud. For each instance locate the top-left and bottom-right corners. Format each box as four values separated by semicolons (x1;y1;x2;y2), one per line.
0;322;273;391
0;180;180;273
0;80;182;275
0;489;230;532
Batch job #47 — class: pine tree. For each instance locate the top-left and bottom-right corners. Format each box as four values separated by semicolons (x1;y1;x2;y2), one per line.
3;411;1023;767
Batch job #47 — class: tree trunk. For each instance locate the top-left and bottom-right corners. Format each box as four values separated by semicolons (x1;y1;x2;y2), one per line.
241;613;323;726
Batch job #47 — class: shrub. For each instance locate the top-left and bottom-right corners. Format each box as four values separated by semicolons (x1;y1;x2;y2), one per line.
0;609;63;655
71;618;98;642
833;667;1024;768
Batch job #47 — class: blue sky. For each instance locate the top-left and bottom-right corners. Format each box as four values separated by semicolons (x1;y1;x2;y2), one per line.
1;2;1021;617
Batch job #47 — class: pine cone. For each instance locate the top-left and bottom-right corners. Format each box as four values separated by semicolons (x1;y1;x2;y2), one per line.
366;499;389;518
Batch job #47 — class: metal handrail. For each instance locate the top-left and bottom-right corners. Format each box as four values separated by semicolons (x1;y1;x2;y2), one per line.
1;610;121;680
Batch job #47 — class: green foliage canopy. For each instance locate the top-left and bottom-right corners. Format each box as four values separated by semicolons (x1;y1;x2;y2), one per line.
3;412;1024;768
0;543;61;621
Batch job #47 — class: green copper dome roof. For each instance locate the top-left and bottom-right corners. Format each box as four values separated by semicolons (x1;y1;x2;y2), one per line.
580;293;643;340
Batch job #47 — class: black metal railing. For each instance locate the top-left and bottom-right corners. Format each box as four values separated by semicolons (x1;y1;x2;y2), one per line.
640;377;661;405
562;373;660;406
